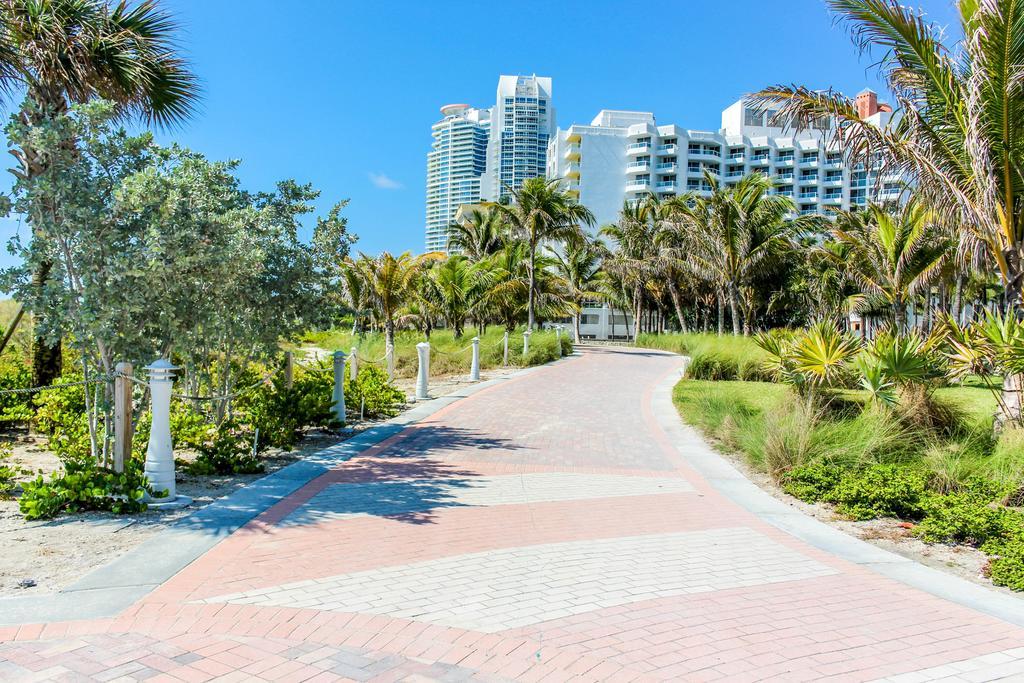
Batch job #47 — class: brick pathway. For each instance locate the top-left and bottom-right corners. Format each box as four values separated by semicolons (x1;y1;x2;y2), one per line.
2;346;1024;681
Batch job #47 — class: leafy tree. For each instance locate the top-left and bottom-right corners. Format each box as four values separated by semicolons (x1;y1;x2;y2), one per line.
549;239;604;341
601;198;660;341
0;0;199;386
495;177;594;330
666;172;798;334
349;252;426;373
448;207;505;260
830;200;951;333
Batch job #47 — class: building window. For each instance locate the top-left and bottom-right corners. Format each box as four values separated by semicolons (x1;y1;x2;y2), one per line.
743;107;763;126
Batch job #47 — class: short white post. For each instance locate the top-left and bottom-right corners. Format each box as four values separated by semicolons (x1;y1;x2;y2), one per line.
143;359;190;508
416;342;430;400
332;350;347;425
503;330;509;366
470;336;481;381
555;326;563;357
349;346;359;382
523;329;532;356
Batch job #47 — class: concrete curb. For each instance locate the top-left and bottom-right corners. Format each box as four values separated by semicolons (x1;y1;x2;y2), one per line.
0;353;580;627
650;360;1024;628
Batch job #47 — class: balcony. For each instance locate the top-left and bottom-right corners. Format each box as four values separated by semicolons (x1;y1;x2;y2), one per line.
775;158;795;167
799;156;819;167
800;175;818;183
657;144;678;154
800;208;819;216
725;170;745;178
689;147;721;158
823;176;843;186
566;132;582;144
656;181;678;192
824;194;843;203
625;179;651;191
751;154;771;164
799;192;818;199
727;153;745;163
626;161;651;173
775;173;794;181
656;162;678;172
563;146;580;162
566;188;580;199
776;190;794;197
627;142;652;154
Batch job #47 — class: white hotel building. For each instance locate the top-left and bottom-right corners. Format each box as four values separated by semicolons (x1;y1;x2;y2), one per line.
547;89;898;339
547;88;897;229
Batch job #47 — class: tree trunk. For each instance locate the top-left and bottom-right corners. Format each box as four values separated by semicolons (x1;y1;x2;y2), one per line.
667;282;688;333
527;243;537;331
894;298;906;334
952;275;964;325
716;290;724;336
632;285;642;343
728;285;741;336
573;312;581;341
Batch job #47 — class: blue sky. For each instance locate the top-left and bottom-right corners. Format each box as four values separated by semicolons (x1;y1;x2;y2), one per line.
0;0;961;266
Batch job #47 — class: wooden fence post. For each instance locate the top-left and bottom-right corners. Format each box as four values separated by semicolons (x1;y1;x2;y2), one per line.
284;351;294;391
113;362;133;473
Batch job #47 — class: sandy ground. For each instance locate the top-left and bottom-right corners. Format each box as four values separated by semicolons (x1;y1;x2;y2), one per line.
0;367;518;597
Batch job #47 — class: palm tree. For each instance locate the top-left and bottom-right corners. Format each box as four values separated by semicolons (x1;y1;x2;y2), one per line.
752;0;1024;306
549;239;604;341
830;200;952;333
495;177;594;330
667;172;797;334
352;252;424;373
448;207;505;260
430;255;490;338
600;198;660;342
0;0;199;385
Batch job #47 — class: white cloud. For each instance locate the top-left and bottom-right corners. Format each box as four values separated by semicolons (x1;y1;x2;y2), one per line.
368;172;403;190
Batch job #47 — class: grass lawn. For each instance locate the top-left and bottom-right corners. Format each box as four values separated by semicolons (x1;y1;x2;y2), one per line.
295;327;569;379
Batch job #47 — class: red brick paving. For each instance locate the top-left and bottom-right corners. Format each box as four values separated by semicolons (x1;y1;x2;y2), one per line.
1;347;1023;681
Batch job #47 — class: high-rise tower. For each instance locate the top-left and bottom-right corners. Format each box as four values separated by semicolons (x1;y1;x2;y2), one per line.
424;104;490;253
480;75;555;202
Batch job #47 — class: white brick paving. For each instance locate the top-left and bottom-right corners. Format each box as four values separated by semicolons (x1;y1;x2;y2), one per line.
870;647;1024;681
279;472;694;526
198;527;836;632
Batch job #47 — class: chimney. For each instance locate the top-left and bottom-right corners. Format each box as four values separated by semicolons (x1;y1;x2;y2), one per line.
855;88;879;119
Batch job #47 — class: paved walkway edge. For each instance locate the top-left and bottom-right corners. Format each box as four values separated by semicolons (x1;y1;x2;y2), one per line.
0;355;579;627
650;360;1024;628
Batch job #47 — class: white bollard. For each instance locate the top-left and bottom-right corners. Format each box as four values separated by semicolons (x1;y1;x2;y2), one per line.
555;326;563;357
416;342;430;400
502;330;509;366
470;336;481;381
349;346;359;382
332;350;347;426
143;359;191;509
523;329;532;356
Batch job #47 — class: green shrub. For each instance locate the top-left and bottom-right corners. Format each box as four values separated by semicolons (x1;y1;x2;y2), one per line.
988;540;1024;590
0;357;33;424
18;459;151;520
782;462;842;502
33;373;91;461
237;367;337;449
916;489;1011;545
0;444;18;497
345;365;405;418
829;464;928;520
184;421;263;475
